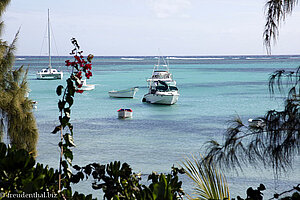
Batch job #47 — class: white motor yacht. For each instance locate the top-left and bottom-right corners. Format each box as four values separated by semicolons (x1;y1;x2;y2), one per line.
142;56;179;105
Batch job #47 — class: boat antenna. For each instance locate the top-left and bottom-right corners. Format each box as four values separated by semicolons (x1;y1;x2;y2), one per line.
157;48;161;71
48;8;51;69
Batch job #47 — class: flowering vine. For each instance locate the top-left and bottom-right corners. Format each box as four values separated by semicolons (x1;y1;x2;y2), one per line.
52;38;93;198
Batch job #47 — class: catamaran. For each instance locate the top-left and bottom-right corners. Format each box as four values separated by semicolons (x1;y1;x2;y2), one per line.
36;9;63;80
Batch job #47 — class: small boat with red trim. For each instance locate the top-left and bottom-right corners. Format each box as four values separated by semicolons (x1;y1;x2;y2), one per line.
117;108;133;118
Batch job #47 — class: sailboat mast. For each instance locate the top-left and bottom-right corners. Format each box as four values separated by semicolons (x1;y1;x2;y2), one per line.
48;9;51;68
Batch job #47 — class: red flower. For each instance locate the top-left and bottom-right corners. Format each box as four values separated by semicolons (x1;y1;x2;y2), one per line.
85;64;92;70
77;84;83;88
75;89;84;93
85;71;92;79
74;55;81;62
65;60;71;66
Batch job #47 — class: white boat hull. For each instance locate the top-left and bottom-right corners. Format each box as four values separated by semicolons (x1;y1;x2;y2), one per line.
109;87;139;98
77;80;95;91
81;84;95;91
36;71;63;80
143;92;179;105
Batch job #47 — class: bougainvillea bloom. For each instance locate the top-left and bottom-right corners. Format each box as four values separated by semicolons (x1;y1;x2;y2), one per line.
85;64;92;70
76;71;82;79
65;60;71;66
85;71;92;79
75;89;84;93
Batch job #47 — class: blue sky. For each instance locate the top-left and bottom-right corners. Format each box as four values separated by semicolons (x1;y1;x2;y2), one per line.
3;0;300;56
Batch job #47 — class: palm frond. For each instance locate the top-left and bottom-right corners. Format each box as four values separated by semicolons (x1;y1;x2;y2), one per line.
181;155;230;200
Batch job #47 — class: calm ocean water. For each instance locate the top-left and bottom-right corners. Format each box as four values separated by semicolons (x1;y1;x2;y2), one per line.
14;55;300;199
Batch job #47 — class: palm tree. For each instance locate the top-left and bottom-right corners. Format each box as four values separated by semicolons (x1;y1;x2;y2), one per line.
264;0;299;54
0;0;39;156
182;155;230;200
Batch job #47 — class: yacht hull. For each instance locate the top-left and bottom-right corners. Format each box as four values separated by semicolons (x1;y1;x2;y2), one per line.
36;72;63;80
143;93;179;105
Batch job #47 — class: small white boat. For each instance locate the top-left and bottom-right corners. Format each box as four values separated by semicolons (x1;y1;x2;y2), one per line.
109;87;139;98
79;79;95;91
36;9;63;80
117;108;133;118
248;118;266;128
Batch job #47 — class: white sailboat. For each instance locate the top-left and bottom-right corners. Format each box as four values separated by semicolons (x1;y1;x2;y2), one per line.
142;56;179;105
36;9;63;80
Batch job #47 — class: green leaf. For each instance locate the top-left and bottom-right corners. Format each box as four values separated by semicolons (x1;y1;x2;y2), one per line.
0;143;7;158
61;160;68;169
67;123;74;136
73;165;81;171
64;133;76;147
58;100;66;112
64;107;71;115
63;147;73;164
66;96;73;107
51;125;61;134
85;194;93;200
84;165;92;176
61;116;70;128
56;85;64;96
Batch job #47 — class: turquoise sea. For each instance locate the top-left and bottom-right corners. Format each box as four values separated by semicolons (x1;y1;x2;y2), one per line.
14;55;300;199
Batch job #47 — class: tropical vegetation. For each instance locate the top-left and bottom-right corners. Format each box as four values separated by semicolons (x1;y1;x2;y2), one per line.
0;0;38;156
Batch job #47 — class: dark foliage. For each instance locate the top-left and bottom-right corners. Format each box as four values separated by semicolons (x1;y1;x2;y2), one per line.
233;184;300;200
204;66;300;173
0;142;94;199
72;161;185;200
0;142;59;196
264;0;299;54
